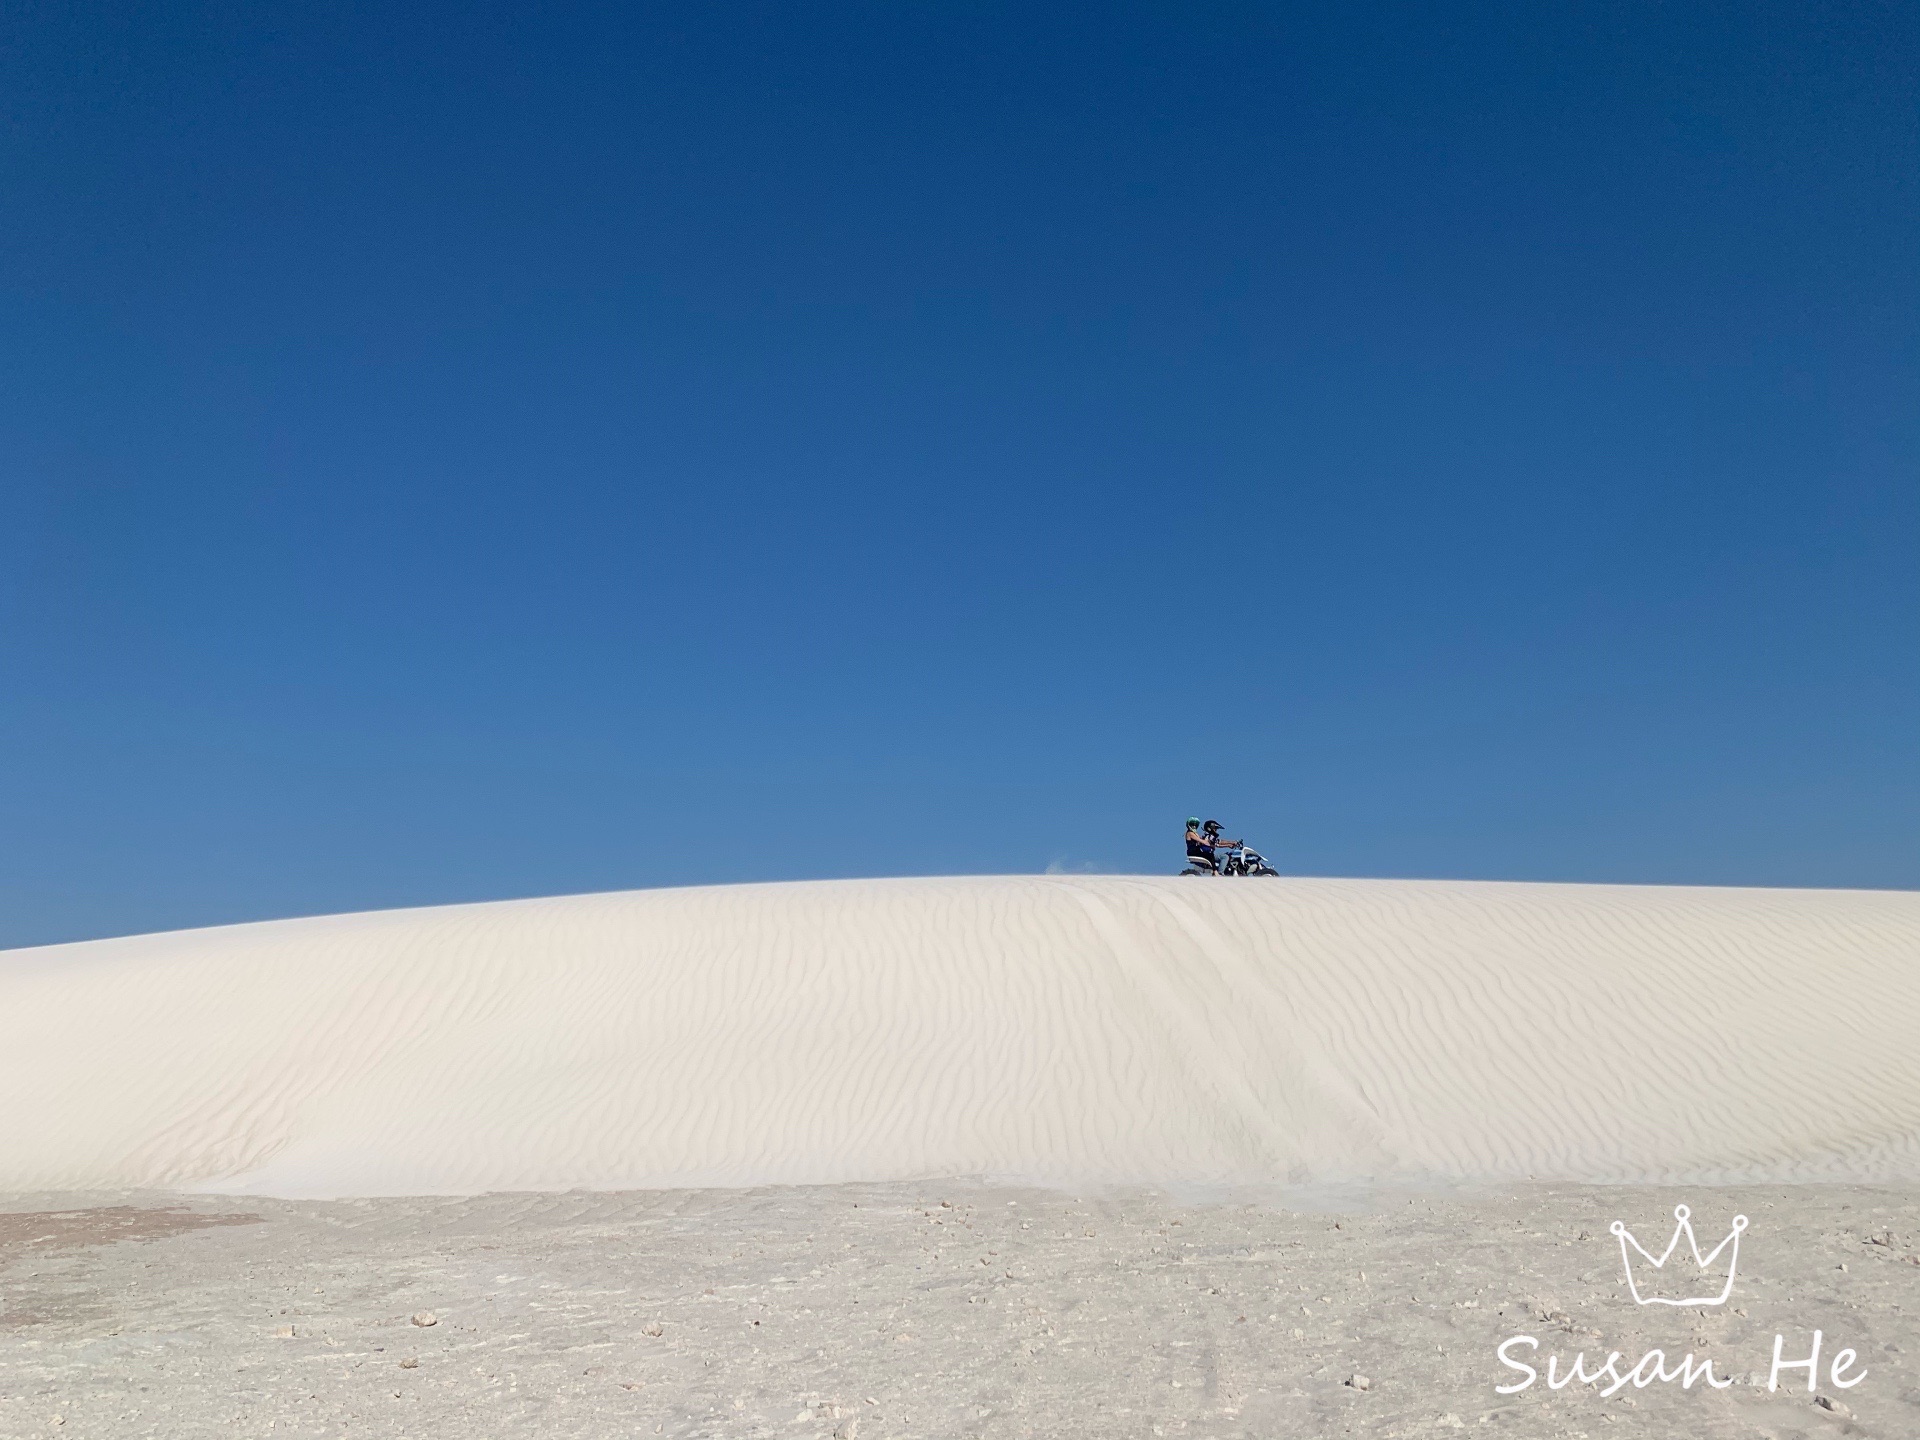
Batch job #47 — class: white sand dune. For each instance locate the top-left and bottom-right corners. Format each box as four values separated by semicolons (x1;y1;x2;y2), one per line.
2;876;1916;1197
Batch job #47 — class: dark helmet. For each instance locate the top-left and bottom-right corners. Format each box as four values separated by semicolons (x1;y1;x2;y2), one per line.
1203;819;1222;835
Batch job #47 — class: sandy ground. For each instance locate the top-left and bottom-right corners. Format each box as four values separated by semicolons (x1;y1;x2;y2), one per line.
4;1181;1916;1439
7;879;1916;1434
7;878;1920;1195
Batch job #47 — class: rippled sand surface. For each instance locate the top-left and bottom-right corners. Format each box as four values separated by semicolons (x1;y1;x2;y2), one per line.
3;877;1917;1194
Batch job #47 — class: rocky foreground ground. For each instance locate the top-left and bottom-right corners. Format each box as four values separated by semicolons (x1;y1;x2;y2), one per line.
2;1182;1916;1438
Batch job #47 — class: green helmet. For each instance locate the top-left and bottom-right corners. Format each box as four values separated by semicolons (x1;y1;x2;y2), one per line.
1186;817;1200;828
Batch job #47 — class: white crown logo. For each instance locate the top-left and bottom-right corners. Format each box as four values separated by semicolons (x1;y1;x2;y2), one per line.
1610;1204;1748;1307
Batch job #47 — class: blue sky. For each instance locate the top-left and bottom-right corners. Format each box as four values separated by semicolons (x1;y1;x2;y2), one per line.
3;2;1915;946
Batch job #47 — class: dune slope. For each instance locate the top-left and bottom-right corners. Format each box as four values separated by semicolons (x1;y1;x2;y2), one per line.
2;876;1916;1196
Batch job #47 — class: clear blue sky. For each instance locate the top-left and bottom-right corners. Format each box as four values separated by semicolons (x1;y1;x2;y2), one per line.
3;2;1915;946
